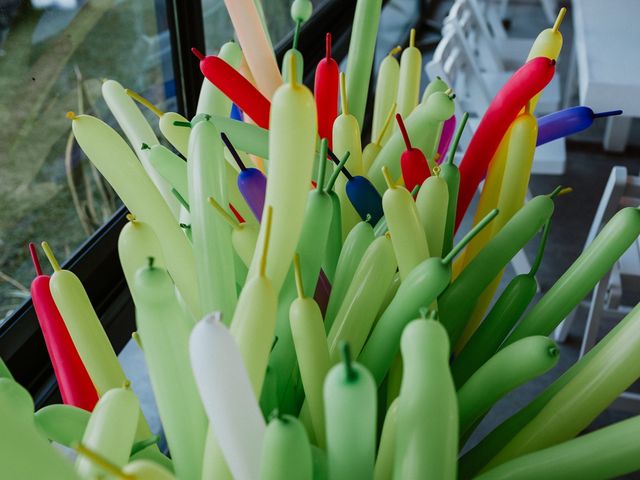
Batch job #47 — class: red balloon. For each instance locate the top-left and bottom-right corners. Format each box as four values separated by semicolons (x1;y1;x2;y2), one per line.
314;33;339;148
397;113;430;193
193;48;271;129
455;57;556;230
29;244;98;411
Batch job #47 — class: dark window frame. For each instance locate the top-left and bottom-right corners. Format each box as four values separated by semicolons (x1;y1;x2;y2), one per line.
0;0;365;407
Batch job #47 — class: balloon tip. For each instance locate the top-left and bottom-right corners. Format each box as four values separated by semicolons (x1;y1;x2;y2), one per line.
66;111;77;121
191;47;205;60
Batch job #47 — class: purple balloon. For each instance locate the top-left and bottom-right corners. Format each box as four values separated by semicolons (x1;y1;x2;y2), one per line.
237;168;267;221
537;106;622;146
437;114;456;163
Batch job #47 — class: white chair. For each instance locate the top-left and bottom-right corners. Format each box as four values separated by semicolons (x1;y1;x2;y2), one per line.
553;166;640;412
443;0;562;115
426;29;566;175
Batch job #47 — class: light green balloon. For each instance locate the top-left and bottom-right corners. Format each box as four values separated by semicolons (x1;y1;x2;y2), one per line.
371;53;400;146
416;175;449;257
0;390;81;479
374;398;398;480
327;234;397;361
188;118;237;319
35;404;90;447
396;43;422;120
395;319;457;480
259;415;313;480
281;49;304;84
324;358;377;480
344;0;383;126
134;263;207;480
76;385;139;478
457;336;559;437
476;414;640;480
324;219;374;332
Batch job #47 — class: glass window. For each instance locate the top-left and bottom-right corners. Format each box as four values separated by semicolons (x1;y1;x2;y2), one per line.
0;0;175;322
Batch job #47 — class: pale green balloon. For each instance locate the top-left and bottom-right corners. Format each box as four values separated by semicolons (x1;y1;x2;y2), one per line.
259;415;313;480
76;385;139;478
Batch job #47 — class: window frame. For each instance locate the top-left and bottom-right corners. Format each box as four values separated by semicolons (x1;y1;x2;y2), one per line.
0;0;395;407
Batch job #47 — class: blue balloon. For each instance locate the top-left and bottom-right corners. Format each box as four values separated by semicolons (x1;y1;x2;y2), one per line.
230;103;244;121
346;176;384;225
537;106;622;146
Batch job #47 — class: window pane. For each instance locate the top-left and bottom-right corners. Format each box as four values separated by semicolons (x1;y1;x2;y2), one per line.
0;0;175;323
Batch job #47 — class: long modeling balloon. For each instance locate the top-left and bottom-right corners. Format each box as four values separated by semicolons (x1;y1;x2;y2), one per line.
259;414;313;480
396;29;421;120
221;0;282;98
196;41;243;119
327;233;397;360
440;112;468;255
381;166;429;279
229;207;277;396
190;312;266;480
396;317;457;480
193;49;271;129
455;57;556;228
344;0;383;126
188;116;237;319
371;47;401;146
486;303;640;471
439;193;555;345
101;80;179;216
374;398;398;480
315;33;339;147
457;336;559;437
69;113;200;318
476;415;640;480
537;107;623;146
358;209;498;384
247;56;317;293
363;102;397;172
76;383;139;478
324;343;377;480
452;220;550;387
134;260;207;480
324;218;375;331
415;170;449;257
505;207;640;345
397;113;430;192
28;243;97;411
459;303;640;477
290;255;331;447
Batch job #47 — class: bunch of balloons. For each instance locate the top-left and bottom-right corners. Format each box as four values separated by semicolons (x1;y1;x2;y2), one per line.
2;1;638;479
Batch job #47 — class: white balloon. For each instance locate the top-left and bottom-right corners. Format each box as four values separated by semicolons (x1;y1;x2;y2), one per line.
190;312;266;480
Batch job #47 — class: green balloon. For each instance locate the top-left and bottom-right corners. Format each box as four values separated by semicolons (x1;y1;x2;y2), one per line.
324;350;377;480
452;274;537;387
439;194;554;345
395;319;457;480
358;256;451;384
460;303;640;477
324;219;374;332
421;75;450;103
0;378;33;420
34;404;90;447
282;49;304;83
259;415;313;480
475;414;640;480
457;336;559;437
0;389;82;479
311;445;328;480
323;190;344;282
505;207;640;345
